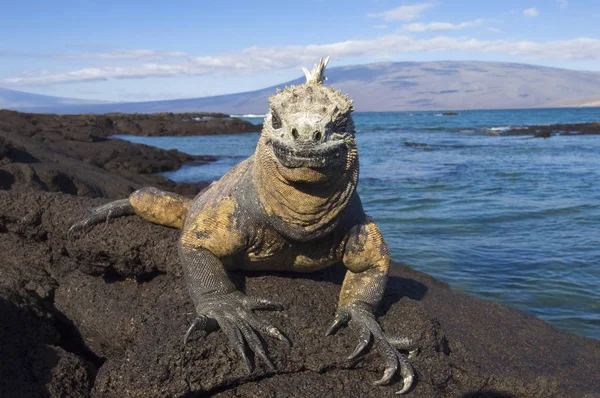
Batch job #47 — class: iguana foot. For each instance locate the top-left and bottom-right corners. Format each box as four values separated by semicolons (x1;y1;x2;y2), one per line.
68;199;134;238
326;304;417;394
184;291;289;372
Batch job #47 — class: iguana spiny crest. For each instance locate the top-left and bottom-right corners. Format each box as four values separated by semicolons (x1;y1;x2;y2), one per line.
262;57;355;158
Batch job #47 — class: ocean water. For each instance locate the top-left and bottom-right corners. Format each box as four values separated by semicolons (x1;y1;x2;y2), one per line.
115;107;600;340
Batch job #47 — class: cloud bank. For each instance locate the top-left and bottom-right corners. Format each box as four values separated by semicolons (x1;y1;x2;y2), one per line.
3;36;600;86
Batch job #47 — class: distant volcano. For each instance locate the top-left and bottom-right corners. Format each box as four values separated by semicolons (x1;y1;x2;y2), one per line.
3;61;600;114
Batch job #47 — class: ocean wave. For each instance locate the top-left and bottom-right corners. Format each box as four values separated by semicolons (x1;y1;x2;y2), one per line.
489;126;509;132
232;114;266;118
418;126;468;132
488;125;531;133
359;126;387;132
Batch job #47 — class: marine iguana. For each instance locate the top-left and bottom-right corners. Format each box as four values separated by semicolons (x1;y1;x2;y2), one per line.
70;57;417;394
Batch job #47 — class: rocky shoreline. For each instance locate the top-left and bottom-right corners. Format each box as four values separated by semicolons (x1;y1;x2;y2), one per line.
0;109;263;198
0;109;262;138
503;122;600;138
1;111;599;397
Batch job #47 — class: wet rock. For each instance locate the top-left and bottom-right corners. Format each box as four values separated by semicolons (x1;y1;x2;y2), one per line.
504;122;600;137
404;142;428;148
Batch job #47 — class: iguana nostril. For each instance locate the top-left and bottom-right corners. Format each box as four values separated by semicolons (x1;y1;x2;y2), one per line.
291;128;299;140
314;131;322;142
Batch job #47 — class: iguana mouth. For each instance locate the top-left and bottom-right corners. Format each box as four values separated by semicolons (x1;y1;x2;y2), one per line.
267;138;347;169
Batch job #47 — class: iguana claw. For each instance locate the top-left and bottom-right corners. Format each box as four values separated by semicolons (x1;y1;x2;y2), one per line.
184;315;210;344
326;304;417;394
185;292;288;372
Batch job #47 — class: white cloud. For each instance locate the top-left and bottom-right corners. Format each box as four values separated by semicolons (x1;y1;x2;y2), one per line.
373;24;389;29
4;36;600;86
368;3;434;22
58;50;187;60
402;19;485;33
523;8;540;17
558;0;568;9
488;27;501;33
0;49;188;61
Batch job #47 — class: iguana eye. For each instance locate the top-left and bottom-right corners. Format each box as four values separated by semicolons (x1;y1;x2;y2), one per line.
271;111;282;129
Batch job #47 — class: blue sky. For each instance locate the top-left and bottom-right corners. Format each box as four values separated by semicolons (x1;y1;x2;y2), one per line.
1;0;599;101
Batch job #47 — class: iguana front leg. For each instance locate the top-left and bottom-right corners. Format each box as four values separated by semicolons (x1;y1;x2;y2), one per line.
326;218;417;394
179;199;288;372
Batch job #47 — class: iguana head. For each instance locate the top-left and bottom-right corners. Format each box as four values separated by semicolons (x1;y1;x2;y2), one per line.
260;57;357;184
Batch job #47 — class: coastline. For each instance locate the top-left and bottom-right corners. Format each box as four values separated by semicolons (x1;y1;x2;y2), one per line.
0;110;599;397
0;109;262;137
0;109;264;198
503;122;600;137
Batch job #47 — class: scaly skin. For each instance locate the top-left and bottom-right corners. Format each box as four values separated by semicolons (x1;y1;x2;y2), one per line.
70;57;417;394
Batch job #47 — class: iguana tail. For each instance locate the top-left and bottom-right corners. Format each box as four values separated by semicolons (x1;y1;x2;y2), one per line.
69;187;191;236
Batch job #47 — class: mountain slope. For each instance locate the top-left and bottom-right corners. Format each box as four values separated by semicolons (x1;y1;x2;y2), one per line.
0;87;107;109
4;61;600;114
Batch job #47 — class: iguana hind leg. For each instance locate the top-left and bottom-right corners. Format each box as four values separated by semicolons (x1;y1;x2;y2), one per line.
69;187;191;236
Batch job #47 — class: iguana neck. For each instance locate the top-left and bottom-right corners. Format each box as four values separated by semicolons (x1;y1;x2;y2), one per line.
252;136;358;240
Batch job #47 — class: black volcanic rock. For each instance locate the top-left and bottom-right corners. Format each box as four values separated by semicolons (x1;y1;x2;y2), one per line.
504;122;600;137
0;190;598;397
0;286;96;398
0;111;218;198
0;109;261;137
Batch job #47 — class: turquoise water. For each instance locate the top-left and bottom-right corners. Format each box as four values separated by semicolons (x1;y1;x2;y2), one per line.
115;107;600;340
